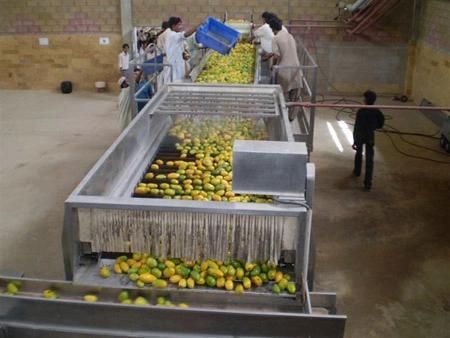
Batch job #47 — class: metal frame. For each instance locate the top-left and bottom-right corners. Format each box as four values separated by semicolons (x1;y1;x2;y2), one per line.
57;83;346;337
0;275;345;338
62;83;308;282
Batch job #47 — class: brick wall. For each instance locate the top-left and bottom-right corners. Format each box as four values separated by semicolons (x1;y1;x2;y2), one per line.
1;0;436;96
0;0;121;34
0;34;122;91
132;0;340;26
0;0;122;91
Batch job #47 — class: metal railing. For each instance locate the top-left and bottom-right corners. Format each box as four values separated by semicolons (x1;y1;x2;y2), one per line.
270;40;318;153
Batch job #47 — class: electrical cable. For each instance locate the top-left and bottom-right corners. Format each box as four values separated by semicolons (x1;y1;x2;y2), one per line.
332;104;450;164
300;31;449;163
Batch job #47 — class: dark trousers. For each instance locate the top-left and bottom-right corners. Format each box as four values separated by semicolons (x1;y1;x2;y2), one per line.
354;142;374;187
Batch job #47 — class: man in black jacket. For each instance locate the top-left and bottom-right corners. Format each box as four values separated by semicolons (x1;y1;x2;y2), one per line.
352;90;385;190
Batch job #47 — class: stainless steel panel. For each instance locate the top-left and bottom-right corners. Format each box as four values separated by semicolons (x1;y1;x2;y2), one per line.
0;275;346;338
0;296;346;338
233;140;308;196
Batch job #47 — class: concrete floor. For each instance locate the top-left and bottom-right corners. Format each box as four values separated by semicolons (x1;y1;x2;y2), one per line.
0;90;449;337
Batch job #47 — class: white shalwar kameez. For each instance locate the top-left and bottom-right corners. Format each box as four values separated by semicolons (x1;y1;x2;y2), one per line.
165;30;187;82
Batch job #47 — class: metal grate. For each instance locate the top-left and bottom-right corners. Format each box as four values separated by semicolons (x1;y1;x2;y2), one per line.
148;84;282;118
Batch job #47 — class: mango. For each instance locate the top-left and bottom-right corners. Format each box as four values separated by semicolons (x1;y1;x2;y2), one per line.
251;276;263;287
144;173;154;180
134;296;149;305
216;276;226;288
43;289;57;299
242;277;252;289
113;263;122;274
206;276;216;287
84;294;98;302
163;267;176;278
146;257;158;268
169;274;182;284
99;266;110;278
119;262;129;273
287;283;297;294
275;271;283;283
236;268;245;279
168;173;180;179
272;284;281;294
190;270;201;282
128;273;139;282
151;268;162;278
227;266;236;277
178;278;187;288
118;290;129;302
152;279;168;289
139;273;157;284
235;284;244;294
225;279;234;291
208;268;224;278
278;278;288;291
267;269;276;280
250;265;261;277
187;277;195;289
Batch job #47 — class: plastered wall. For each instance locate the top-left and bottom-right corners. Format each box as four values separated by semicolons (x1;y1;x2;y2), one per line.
412;0;450;106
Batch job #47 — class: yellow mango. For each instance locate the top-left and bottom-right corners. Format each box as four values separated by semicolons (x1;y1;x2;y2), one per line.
139;273;157;284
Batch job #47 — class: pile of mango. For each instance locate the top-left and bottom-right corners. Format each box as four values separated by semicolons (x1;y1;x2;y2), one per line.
196;43;255;84
103;252;297;296
134;117;271;203
2;280;188;308
117;291;188;307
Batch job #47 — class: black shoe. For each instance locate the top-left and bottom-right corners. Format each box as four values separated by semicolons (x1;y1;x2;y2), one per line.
353;170;360;177
364;184;371;191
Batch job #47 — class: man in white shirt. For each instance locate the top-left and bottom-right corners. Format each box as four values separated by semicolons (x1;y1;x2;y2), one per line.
253;12;289;54
157;21;170;54
165;17;199;82
253;12;275;54
118;43;130;75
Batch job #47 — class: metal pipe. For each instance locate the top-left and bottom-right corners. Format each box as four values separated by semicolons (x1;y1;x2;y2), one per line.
286;24;348;28
286;102;450;111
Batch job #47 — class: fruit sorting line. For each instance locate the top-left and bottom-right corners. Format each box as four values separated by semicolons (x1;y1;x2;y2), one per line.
1;46;343;336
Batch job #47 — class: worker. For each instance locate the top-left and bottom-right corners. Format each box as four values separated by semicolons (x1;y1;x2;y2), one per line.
118;43;130;76
156;21;171;89
267;18;302;121
253;12;276;55
157;21;170;54
165;17;199;82
134;67;153;112
117;76;132;131
255;12;289;55
352;90;385;191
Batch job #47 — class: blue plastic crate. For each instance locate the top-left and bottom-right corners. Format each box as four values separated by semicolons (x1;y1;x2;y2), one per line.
196;17;241;55
143;53;164;76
